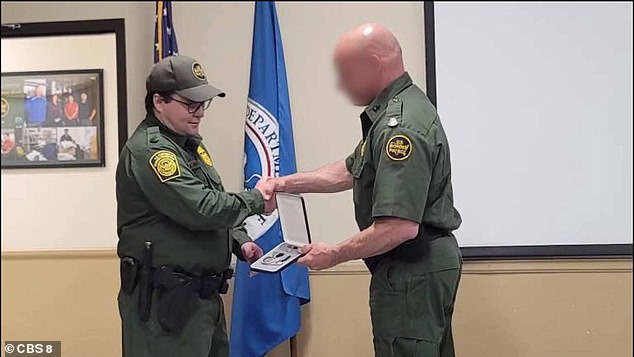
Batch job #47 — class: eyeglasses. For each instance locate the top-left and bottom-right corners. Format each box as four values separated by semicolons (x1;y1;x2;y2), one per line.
169;97;212;114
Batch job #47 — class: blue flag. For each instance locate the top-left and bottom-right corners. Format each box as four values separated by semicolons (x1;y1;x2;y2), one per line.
154;1;179;63
230;2;311;356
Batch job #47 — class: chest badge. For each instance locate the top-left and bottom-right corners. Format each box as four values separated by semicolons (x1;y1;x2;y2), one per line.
149;150;181;182
387;117;399;127
197;145;213;166
385;134;412;161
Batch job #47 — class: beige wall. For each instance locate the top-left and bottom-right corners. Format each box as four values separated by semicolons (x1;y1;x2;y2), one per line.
1;2;632;357
2;252;632;357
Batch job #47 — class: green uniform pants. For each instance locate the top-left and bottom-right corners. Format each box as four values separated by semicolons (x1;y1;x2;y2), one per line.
370;236;462;357
118;288;229;357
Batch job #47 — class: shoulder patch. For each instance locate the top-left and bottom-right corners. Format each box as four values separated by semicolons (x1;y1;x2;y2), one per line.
197;145;213;166
385;135;412;161
149;150;181;182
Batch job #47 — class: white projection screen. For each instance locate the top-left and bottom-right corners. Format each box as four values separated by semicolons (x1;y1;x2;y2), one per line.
425;2;633;258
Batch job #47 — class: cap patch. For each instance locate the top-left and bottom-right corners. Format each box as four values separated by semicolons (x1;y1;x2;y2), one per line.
385;135;412;161
192;62;206;80
149;150;181;182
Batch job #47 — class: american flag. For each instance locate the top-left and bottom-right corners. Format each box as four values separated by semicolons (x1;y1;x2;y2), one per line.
154;1;179;63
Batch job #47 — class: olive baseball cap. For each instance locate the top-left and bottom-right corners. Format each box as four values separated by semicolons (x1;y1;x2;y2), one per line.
146;55;225;102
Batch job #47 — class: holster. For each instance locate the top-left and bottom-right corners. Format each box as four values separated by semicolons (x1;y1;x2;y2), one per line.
154;266;198;333
153;266;233;333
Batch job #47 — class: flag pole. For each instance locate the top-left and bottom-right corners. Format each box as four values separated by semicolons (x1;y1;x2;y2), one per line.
290;335;298;357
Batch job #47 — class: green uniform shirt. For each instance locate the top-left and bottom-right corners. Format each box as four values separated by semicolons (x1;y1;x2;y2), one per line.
345;73;462;269
116;115;263;274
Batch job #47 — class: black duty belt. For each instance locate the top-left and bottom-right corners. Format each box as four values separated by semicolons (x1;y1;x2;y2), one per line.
119;257;232;300
364;225;449;273
153;266;233;300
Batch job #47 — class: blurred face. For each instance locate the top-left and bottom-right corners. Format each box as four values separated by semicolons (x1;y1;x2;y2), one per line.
35;86;45;97
153;94;205;136
334;45;380;106
80;93;87;102
68;95;74;103
52;95;58;104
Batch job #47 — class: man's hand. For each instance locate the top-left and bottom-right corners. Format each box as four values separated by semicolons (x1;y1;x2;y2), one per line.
255;176;277;214
297;242;341;270
270;176;287;192
241;242;264;264
267;160;352;194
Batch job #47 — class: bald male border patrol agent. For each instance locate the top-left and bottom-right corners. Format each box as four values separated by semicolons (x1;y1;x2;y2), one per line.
272;24;462;356
346;73;462;356
116;56;274;357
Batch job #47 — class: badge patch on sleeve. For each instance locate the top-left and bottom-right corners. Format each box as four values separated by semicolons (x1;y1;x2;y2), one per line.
197;145;213;166
149;150;181;182
385;135;412;161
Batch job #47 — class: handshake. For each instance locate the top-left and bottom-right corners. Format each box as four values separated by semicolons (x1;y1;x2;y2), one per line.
239;176;284;265
254;175;285;215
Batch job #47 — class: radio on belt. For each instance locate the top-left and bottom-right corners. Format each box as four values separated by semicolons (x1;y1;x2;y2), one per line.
250;193;312;273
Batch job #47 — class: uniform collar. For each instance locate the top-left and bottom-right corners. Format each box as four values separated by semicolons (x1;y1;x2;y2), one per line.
362;72;413;123
144;114;202;149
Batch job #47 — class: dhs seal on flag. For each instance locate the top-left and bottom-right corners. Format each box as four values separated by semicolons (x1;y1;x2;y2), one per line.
243;98;281;239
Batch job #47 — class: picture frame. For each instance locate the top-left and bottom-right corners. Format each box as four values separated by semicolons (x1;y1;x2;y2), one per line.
2;69;105;168
1;18;129;170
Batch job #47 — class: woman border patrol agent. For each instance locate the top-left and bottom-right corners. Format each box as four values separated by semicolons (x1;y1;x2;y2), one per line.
116;55;275;357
